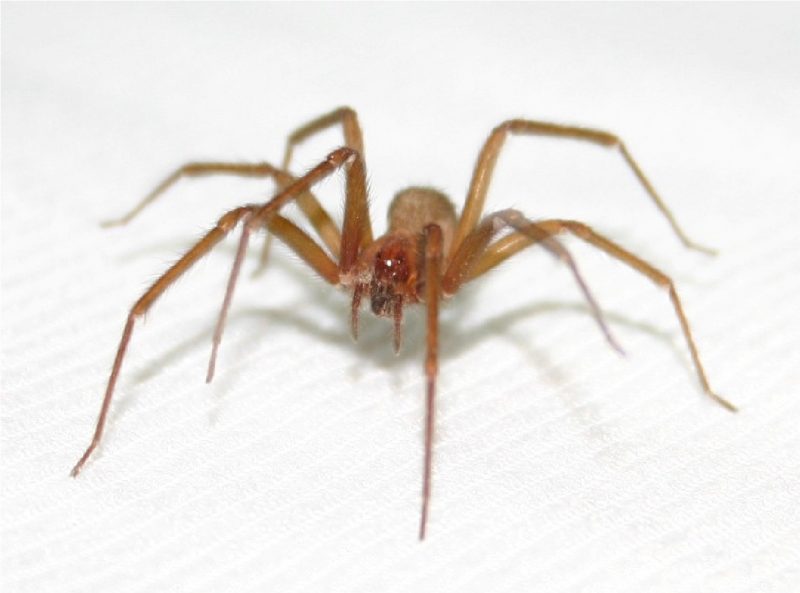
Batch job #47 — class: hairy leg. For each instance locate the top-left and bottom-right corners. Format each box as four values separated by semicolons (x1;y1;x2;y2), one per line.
71;206;255;477
206;146;372;384
264;106;365;268
539;219;734;411
451;119;714;259
444;209;622;354
206;214;341;383
249;147;372;270
103;161;342;261
419;223;443;540
470;218;735;411
282;106;365;172
72;147;370;476
262;105;365;271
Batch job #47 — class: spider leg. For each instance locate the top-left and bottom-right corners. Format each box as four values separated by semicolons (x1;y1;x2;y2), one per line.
206;216;254;383
102;161;342;261
468;218;736;412
205;147;371;382
451;119;715;259
538;220;735;411
102;162;286;228
420;223;444;541
282;106;365;171
213;113;368;333
443;210;623;354
71;206;255;477
206;214;341;383
73;149;368;476
350;283;365;340
257;106;363;272
254;106;363;274
251;147;372;270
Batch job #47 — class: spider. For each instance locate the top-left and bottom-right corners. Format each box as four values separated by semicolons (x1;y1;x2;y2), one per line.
71;107;736;540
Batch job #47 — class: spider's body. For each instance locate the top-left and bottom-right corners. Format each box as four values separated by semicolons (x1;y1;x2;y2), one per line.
351;187;457;337
72;107;735;540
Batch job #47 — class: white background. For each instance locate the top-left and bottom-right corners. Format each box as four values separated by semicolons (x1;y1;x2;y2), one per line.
2;4;799;592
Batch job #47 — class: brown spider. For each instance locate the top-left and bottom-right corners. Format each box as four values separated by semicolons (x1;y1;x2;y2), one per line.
71;107;736;539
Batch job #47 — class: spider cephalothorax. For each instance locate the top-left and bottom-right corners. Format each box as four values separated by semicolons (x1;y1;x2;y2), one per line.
72;107;736;540
354;186;459;348
369;233;416;315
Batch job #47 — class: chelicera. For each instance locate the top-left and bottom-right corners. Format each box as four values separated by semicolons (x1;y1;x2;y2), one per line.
71;107;736;539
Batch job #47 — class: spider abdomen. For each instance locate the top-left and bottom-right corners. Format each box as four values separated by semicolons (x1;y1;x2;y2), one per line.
388;187;457;256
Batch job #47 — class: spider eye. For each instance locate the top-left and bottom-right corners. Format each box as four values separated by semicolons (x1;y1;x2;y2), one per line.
375;251;409;283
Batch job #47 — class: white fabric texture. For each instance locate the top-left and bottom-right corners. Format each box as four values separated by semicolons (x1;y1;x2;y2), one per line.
2;4;799;592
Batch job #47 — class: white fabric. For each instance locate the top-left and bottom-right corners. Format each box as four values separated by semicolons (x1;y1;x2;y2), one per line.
3;4;799;592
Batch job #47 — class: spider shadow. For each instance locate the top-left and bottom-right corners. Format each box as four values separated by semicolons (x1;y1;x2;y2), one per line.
121;284;684;429
115;249;691;427
230;297;681;400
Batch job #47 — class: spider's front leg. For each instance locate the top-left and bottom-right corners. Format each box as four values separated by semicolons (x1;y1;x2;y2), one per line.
72;147;371;476
419;223;443;541
71;206;255;477
205;146;372;382
205;213;342;382
253;106;364;272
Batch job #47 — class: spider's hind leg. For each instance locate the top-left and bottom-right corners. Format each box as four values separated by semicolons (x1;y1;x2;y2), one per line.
466;216;736;412
536;219;736;411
